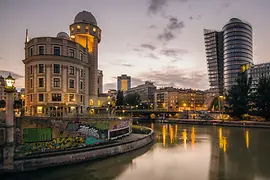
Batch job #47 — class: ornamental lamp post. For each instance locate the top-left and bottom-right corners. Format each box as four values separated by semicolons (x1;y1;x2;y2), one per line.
5;73;15;138
3;73;15;170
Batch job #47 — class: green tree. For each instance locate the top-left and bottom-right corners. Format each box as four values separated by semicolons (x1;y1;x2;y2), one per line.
253;77;270;121
116;90;124;107
225;72;252;119
124;92;141;106
0;100;5;108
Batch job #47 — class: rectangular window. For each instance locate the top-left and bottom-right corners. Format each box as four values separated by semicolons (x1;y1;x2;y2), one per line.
53;46;61;56
77;25;81;32
30;94;33;102
30;66;33;74
30;78;33;88
39;46;44;55
53;78;60;87
69;49;75;58
80;95;83;103
38;78;44;88
80;52;83;61
53;64;60;73
80;81;83;90
29;47;33;56
52;94;61;101
69;79;75;88
39;94;44;102
69;94;75;102
38;64;44;73
69;66;74;75
80;69;83;77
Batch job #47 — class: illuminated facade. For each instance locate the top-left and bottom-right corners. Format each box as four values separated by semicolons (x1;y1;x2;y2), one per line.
98;70;103;95
23;11;102;117
117;74;131;91
248;62;270;91
125;81;156;104
154;87;206;111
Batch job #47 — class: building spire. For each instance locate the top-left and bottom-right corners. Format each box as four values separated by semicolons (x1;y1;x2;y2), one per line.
25;29;29;43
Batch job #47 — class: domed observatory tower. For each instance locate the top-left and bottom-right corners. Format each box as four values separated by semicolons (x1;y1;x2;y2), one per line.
70;11;101;107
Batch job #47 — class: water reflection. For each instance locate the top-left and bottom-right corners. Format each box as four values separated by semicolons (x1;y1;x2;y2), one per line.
3;123;270;180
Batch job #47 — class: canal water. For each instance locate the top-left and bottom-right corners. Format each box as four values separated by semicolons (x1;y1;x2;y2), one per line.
3;123;270;180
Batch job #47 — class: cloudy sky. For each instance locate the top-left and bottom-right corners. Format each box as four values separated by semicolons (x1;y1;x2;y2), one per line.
0;0;270;92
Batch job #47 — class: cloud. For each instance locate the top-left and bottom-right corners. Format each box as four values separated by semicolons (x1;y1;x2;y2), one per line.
0;57;3;59
133;48;142;52
0;70;24;79
141;44;157;51
148;53;160;59
157;16;185;43
110;61;134;68
104;82;116;91
160;48;188;58
148;0;189;15
157;29;175;42
132;78;145;87
121;64;133;67
148;25;157;29
139;66;208;89
167;17;185;30
189;15;202;20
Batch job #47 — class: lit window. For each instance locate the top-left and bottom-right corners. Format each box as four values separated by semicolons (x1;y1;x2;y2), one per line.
69;79;75;89
37;106;43;114
85;26;89;32
53;64;60;73
38;78;44;88
39;94;44;102
52;94;61;101
53;46;61;56
38;64;44;73
69;49;75;58
93;27;96;32
69;94;75;102
77;25;80;32
69;66;74;75
39;46;45;55
53;78;60;87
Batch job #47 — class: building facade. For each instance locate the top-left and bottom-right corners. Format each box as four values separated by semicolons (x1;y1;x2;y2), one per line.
204;29;224;95
154;87;206;111
223;18;253;91
117;74;131;91
204;18;253;94
23;11;102;117
125;81;156;104
248;62;270;91
98;70;103;95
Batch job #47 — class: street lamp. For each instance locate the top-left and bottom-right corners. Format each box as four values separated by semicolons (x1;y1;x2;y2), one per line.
4;73;15;144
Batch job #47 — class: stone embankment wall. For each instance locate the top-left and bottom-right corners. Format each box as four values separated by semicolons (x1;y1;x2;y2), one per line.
13;127;154;172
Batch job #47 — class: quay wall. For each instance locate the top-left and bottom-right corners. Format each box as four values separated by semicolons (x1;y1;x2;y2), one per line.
13;127;154;172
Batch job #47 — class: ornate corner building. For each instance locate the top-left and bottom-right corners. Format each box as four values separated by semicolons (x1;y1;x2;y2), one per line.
23;11;102;117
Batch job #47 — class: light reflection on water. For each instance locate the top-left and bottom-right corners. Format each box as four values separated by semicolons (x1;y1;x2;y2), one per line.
3;123;270;180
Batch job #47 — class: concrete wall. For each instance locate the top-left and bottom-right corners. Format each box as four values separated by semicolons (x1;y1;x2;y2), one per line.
13;129;154;172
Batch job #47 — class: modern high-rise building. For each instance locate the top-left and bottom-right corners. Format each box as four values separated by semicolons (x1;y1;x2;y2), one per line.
23;11;102;117
204;29;224;95
223;18;253;90
117;74;131;91
204;18;253;93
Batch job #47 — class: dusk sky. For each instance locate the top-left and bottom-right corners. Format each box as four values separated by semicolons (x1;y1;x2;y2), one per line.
0;0;270;92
